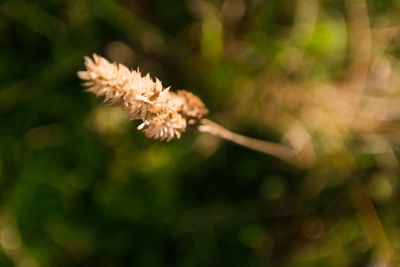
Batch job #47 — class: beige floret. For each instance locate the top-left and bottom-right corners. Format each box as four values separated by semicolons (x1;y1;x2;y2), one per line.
78;54;208;141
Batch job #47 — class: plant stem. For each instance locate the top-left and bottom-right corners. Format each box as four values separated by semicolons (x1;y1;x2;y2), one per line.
197;119;295;162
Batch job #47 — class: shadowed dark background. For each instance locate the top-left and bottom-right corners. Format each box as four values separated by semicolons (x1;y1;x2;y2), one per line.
1;0;400;266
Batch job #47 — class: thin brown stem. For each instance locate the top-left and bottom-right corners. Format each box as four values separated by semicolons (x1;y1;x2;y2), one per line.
350;185;395;263
197;119;296;163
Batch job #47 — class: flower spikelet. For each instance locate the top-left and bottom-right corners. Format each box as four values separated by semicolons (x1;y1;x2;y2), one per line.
176;90;209;120
78;54;208;141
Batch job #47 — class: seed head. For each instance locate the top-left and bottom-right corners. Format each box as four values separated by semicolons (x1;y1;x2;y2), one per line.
78;54;208;141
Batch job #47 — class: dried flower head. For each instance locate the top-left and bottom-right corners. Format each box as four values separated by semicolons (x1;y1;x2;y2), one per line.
78;54;208;141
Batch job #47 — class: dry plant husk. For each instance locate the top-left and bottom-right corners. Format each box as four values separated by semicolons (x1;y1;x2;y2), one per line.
78;54;208;141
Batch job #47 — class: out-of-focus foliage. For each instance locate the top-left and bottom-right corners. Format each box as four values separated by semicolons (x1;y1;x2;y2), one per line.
1;0;400;266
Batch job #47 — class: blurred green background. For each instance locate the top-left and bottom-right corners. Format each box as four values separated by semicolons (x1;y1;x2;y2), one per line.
1;0;400;266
